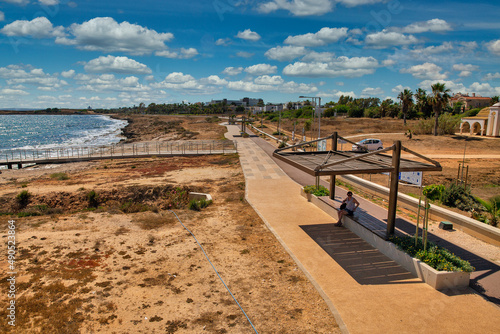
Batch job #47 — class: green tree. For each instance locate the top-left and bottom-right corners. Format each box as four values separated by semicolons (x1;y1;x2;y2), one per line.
430;83;451;136
491;96;499;105
415;88;433;118
380;99;393;118
398;89;413;125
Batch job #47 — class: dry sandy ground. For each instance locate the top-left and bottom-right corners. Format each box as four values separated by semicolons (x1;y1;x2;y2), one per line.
0;116;339;333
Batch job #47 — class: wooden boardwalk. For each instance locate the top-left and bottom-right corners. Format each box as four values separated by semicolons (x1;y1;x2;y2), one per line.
0;140;237;169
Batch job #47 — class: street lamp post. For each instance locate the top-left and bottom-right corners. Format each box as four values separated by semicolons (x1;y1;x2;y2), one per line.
299;96;322;139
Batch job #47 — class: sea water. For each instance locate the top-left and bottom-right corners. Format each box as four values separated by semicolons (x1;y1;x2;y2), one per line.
0;114;128;153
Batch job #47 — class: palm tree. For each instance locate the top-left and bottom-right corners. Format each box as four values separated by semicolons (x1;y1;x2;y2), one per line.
415;88;427;114
398;89;413;125
476;195;500;227
430;83;451;136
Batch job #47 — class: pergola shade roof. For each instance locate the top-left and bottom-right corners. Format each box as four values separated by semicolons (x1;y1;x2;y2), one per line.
270;133;441;236
274;150;442;177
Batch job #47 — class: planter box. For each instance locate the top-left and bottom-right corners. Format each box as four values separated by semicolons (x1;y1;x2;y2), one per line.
375;238;470;290
300;187;312;202
301;187;471;290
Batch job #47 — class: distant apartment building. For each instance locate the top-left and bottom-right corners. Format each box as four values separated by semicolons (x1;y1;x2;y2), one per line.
254;104;284;113
208;97;263;107
449;93;492;110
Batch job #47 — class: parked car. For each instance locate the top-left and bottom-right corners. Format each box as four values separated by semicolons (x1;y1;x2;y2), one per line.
352;138;383;151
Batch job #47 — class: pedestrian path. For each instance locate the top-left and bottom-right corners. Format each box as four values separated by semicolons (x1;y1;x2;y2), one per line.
224;123;500;334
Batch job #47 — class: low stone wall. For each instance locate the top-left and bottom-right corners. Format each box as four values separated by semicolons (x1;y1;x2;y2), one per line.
301;187;471;290
338;175;500;246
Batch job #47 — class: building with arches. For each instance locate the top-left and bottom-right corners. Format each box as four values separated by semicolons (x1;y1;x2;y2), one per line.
460;102;500;137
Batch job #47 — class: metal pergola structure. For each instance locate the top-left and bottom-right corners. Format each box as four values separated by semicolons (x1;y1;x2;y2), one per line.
273;132;442;237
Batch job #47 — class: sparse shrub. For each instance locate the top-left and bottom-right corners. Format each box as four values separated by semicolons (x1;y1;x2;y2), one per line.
188;199;201;211
412;114;461;135
199;198;212;209
16;190;31;208
441;183;480;211
87;190;99;208
423;184;445;201
50;172;69;180
120;201;149;213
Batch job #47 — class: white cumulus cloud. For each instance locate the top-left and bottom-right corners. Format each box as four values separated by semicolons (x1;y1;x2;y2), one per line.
283;56;379;78
222;67;243;76
156;48;198;59
284;27;348;47
483;72;500;81
400;62;447;80
365;30;419;49
1;88;29;95
244;64;277;75
83;55;152;74
201;75;228;86
0;17;65;38
361;87;384;97
486;39;500;56
258;0;334;16
411;42;453;55
254;75;284;85
164;72;195;83
0;64;67;90
56;17;174;55
61;70;75;78
264;45;307;61
301;51;336;62
452;63;478;78
39;0;59;5
402;19;452;34
236;29;261;41
227;80;273;92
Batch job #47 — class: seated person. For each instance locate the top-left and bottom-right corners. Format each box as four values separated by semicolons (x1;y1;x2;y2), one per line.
335;191;359;227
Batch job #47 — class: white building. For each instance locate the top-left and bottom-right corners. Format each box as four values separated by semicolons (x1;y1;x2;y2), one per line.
460;102;500;137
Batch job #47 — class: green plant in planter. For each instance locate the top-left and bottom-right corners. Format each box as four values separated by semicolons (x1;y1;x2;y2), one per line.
389;235;474;272
303;185;330;197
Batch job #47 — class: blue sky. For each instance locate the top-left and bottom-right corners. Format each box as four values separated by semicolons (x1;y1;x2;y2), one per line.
0;0;499;109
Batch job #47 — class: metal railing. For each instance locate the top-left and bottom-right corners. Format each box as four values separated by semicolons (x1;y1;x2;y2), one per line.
0;140;237;166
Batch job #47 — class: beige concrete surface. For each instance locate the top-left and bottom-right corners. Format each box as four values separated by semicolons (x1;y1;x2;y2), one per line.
225;124;500;333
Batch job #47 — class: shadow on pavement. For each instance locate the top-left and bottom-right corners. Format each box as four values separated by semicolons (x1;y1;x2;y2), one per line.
300;223;418;285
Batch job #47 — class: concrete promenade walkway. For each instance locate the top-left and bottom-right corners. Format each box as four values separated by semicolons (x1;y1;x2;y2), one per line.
224;124;500;333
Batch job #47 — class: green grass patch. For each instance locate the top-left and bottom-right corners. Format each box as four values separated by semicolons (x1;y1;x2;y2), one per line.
50;172;69;180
